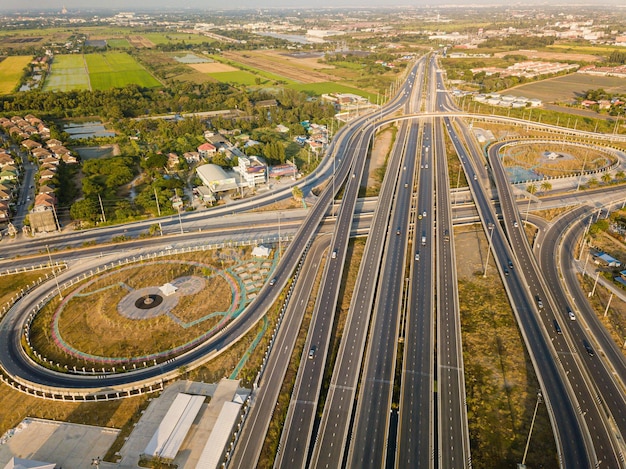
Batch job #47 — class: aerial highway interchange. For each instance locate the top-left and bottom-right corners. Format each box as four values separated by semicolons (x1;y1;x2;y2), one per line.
2;52;626;468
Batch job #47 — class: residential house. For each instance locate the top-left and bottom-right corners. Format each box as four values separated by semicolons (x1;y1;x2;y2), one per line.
197;142;217;159
45;138;63;148
61;153;78;164
0;201;9;221
183;151;202;164
21;139;42;151
38;184;55;194
167;153;180;169
32;148;52;159
0;169;17;183
0;153;15;168
39;169;56;181
33;192;56;209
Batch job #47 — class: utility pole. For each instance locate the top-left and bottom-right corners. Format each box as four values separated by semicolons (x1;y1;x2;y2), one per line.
604;293;613;317
98;193;106;223
278;212;282;258
519;392;543;468
483;223;495;278
154;187;161;216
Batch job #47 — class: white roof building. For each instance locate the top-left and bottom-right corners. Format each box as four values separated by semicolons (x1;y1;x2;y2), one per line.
144;393;205;461
196;164;238;193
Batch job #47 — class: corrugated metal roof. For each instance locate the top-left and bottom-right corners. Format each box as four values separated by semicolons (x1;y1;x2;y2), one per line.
195;401;242;469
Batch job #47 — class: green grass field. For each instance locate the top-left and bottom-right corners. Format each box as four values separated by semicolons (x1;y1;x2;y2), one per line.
87;53;161;90
106;38;131;49
44;52;160;91
142;32;213;46
289;82;376;101
208;70;261;86
43;54;90;91
0;56;31;94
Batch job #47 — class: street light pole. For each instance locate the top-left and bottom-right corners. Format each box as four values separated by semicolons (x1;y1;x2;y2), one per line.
483;223;495;278
46;244;63;300
521;392;543;467
278;212;282;259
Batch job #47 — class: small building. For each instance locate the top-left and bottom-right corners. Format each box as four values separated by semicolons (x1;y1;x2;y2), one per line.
160;283;178;296
196;164;238;193
197;142;217;159
252;245;271;258
235;156;266;188
183;151;201;163
595;252;622;267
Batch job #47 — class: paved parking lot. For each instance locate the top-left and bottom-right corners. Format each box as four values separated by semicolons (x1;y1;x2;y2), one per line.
0;418;118;469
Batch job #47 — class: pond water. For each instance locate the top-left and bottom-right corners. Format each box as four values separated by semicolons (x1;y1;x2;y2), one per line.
64;121;115;139
75;146;115;160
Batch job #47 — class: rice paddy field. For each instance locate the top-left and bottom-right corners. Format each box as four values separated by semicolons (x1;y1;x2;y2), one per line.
106;38;131;49
42;54;90;91
86;52;161;90
0;56;32;94
43;52;160;91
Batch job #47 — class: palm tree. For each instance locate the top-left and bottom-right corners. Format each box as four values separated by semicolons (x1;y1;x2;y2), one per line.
526;183;537;194
616;170;625;180
601;173;612;184
540;181;552;193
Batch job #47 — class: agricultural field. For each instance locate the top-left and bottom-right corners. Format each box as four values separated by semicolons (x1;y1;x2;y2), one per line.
141;32;214;46
222;51;336;84
0;56;31;94
106;38;131;49
42;54;90;91
86;52;161;90
503;73;626;103
290;81;376;101
43;52;160;91
208;70;261;86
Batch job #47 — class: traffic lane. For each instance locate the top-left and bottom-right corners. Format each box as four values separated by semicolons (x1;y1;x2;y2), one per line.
349;152;414;468
230;236;328;468
541;208;626;435
488;156;597;467
491;146;619;466
276;143;369;468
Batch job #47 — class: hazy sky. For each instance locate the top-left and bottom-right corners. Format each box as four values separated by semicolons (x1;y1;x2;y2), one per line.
6;0;623;12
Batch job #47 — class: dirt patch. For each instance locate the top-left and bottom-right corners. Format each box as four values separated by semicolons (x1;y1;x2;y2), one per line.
190;62;238;73
223;51;337;83
366;127;393;188
455;225;490;279
127;35;154;48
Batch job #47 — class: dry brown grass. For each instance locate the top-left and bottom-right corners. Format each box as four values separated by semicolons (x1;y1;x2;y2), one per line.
29;263;231;364
456;225;557;467
0;381;151;450
223;51;337;84
189;62;238;73
501;142;614;177
579;274;626;356
533;206;573;222
128;35;154;48
0;268;55;308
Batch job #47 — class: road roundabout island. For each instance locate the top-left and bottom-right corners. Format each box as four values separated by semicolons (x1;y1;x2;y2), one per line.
0;244;283;400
